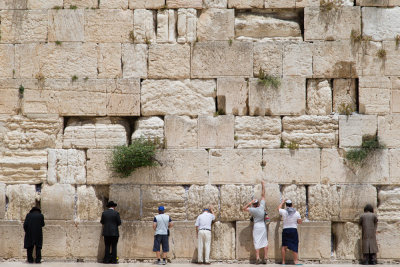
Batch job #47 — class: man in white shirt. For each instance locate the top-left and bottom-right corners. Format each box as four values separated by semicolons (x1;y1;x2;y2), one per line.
153;206;173;265
195;206;215;264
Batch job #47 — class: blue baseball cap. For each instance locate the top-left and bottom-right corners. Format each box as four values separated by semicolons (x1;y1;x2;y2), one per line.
158;206;165;211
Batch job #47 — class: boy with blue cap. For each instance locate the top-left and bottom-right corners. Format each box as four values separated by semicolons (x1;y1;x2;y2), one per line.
153;206;173;265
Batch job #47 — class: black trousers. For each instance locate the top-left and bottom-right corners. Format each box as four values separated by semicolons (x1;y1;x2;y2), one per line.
362;253;377;265
27;246;41;263
104;236;119;263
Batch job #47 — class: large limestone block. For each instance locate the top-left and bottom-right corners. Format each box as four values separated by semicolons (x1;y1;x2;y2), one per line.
359;76;391;115
187;185;219;220
197;9;234;41
0;221;23;259
132;117;164;143
282;185;307;218
392;77;400;113
5;184;36;221
234;116;281;149
211;222;236;260
299;222;331;259
306;79;332;115
0;184;4;219
228;0;263;8
77;185;105;221
164;115;198;148
220;185;253;221
0;80;19;114
129;0;165;9
156;9;177;43
47;149;86;185
149;44;190;79
235;13;301;39
308;184;340;221
66;222;103;259
313;41;358;78
263;149;321;184
377;221;400;259
253;41;283;77
27;0;63;9
389;149;400;184
107;78;141;116
141;79;216;116
122;44;148;79
0;45;14;78
142;185;186;220
217;78;248;116
41;184;75;220
167;0;203;8
177;8;197;43
109;184;140;220
339;185;377;221
64;0;97;8
191;42;253;78
265;0;296;8
198;115;234;149
63;117;129;149
42;221;67;258
333;79;357;113
378;115;400;148
282;115;339;148
204;0;228;7
85;10;133;43
170;221;197;259
377;187;400;221
134;9;156;44
383;41;400;76
283;42;313;77
209;149;263;184
254;183;281;221
362;7;400;41
356;0;390;5
304;7;361;41
339;115;377;147
248;77;306;116
119;221;155;259
356;41;385;77
332;222;361;260
99;0;128;8
48;10;84;42
0;10;47;43
97;43;122;79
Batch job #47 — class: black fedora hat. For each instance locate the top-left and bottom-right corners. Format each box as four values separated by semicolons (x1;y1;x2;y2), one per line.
106;201;117;208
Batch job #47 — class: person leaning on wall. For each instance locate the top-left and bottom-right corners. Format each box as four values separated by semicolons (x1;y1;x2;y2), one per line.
101;201;122;264
195;206;215;265
24;206;45;264
359;204;378;265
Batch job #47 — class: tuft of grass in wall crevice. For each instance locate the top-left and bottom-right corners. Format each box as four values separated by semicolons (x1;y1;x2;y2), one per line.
345;134;384;166
258;69;281;89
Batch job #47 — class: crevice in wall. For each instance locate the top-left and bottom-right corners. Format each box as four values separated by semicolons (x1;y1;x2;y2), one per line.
5;195;9;212
355;78;360;113
376;185;381;208
217;184;221;221
305;184;309;219
73;184;78;221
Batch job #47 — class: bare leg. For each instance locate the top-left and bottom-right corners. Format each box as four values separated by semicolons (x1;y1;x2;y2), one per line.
156;251;161;260
293;251;298;264
281;246;287;264
263;246;268;260
162;252;168;260
255;248;260;260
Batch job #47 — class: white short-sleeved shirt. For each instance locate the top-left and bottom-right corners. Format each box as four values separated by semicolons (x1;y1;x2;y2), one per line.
279;209;301;229
195;212;215;230
248;200;266;223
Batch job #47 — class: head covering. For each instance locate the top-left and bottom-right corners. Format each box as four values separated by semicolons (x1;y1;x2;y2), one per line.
158;206;165;212
30;206;41;213
106;201;117;208
285;199;292;204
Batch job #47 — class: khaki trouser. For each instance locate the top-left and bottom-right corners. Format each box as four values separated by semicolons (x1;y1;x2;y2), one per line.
198;230;211;263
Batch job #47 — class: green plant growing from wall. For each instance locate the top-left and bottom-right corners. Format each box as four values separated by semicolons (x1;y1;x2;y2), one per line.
228;39;233;46
320;0;343;11
350;30;362;43
345;134;384;165
286;141;299;150
129;31;135;43
377;48;387;59
338;103;354;116
144;37;151;45
280;139;285;148
55;40;62;46
396;35;400;47
18;85;24;99
111;138;160;177
71;75;78;82
53;5;62;9
70;5;78;9
258;68;281;89
214;109;226;116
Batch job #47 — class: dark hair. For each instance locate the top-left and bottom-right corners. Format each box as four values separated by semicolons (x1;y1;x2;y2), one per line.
286;203;292;207
364;204;374;213
158;210;164;214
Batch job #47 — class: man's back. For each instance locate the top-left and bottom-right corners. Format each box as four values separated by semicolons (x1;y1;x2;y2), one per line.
101;209;121;237
196;212;215;230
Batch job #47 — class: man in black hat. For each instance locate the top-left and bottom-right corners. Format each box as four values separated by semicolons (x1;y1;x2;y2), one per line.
101;201;122;264
24;206;45;263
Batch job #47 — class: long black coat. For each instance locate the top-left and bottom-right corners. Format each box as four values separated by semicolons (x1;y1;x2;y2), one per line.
359;212;378;253
100;208;121;237
23;209;45;249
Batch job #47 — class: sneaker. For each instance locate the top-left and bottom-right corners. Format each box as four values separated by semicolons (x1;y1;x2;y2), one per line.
162;260;167;265
154;260;161;265
256;259;261;265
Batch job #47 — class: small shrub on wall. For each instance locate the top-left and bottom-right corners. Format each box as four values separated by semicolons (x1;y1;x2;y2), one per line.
345;134;384;166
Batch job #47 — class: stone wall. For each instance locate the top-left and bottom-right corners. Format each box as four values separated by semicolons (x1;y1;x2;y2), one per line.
1;0;400;262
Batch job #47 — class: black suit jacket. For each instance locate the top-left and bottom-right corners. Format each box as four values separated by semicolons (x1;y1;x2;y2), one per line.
101;208;121;237
23;210;45;249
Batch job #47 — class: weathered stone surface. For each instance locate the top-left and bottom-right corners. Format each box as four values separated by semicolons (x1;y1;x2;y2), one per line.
220;185;253;221
204;0;227;7
64;0;97;8
99;0;128;8
142;185;186;220
0;221;23;259
228;0;263;8
378;115;400;148
211;222;236;260
253;41;283;77
356;0;390;5
0;10;47;43
263;149;321;184
321;149;389;184
63;117;129;149
0;45;14;78
332;222;361;260
27;0;63;9
382;42;400;77
187;185;219;220
198;115;234;149
340;185;377;221
167;0;203;8
119;221;155;259
392;77;400;113
149;44;190;79
389;149;400;185
281;184;307;217
191;42;253;78
156;9;177;43
66;222;103;259
129;0;165;8
133;9;156;44
0;184;5;219
77;185;105;222
170;221;198;259
217;78;248;116
236;221;269;260
235;13;301;39
362;7;400;41
254;183;281;221
141;79;216;116
109;184;140;220
107;78;141;116
177;8;197;43
305;7;361;41
47;149;86;185
164;115;198;148
132;117;164;143
85;10;133;43
306;79;332;115
308;184;340;221
356;41;385;77
97;43;122;79
197;9;234;41
265;0;296;8
234;116;281;149
48;10;84;42
283;42;313;77
42;221;67;258
333;79;357;113
295;0;320;7
5;184;36;221
377;186;400;221
313;41;357;78
299;222;331;259
359;76;391;115
248;77;306;116
377;221;400;259
122;44;148;79
0;79;20;114
41;184;75;220
282;115;338;148
210;149;263;184
339;115;377;147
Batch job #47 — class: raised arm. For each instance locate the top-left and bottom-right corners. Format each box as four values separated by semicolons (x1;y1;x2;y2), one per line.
261;181;265;201
277;198;285;211
243;200;254;212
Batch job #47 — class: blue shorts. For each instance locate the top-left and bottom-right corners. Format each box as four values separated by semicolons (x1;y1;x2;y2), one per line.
282;228;299;253
153;235;169;252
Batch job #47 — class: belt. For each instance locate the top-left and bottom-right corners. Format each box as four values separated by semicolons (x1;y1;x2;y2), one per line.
199;229;211;231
